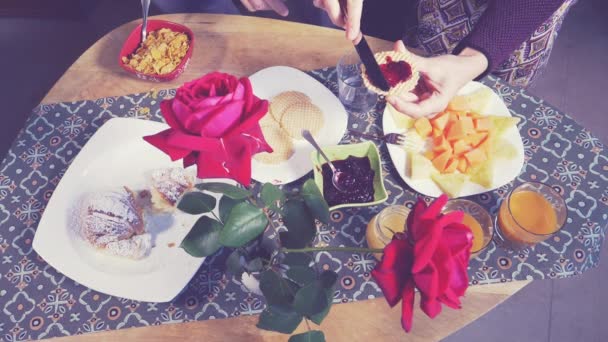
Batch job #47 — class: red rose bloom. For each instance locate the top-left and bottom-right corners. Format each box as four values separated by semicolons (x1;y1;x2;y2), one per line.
371;195;473;332
144;72;272;186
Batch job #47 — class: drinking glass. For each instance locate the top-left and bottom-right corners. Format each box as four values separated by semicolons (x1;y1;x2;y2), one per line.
366;205;410;260
443;199;493;256
494;182;567;250
337;52;378;113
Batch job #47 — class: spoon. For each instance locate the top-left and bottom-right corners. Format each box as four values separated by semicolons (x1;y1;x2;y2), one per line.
301;130;349;193
140;0;151;45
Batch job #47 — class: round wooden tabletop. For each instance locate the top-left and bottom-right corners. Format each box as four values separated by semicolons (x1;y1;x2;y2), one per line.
45;14;530;342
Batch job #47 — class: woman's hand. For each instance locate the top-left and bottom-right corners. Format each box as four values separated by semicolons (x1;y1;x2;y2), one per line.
387;40;489;118
313;0;363;41
240;0;289;16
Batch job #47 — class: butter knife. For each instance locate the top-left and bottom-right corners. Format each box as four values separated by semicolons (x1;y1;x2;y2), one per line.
339;0;390;92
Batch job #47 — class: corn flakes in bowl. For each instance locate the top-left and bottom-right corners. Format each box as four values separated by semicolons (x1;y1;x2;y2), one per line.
119;20;194;82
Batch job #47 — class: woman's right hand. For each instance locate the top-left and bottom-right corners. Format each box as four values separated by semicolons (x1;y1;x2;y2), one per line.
313;0;364;41
240;0;289;16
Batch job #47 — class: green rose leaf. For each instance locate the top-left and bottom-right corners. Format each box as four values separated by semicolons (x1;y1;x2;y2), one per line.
279;200;316;248
293;282;329;317
219;202;268;247
283;253;313;267
219;196;240;224
177;192;216;215
319;270;339;289
195;182;251;199
259;270;297;306
256;305;303;334
288;330;326;342
226;249;245;277
179;216;222;257
245;257;264;272
286;266;317;287
307;270;338;325
261;183;286;211
308;288;334;325
302;179;330;224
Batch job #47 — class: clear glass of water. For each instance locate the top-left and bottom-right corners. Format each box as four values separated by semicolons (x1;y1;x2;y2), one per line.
337;52;378;113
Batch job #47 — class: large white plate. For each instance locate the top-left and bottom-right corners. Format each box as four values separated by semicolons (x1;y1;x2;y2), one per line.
383;81;525;198
33;118;228;302
250;66;348;184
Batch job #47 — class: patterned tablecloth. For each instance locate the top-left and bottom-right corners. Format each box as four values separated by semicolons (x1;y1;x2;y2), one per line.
0;68;606;340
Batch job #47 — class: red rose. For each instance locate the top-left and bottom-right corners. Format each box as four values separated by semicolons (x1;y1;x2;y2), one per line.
144;72;272;186
371;195;473;332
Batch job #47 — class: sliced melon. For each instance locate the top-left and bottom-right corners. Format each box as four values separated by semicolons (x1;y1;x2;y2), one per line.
458;116;475;133
464;148;486;168
410;153;437;180
446;120;468;141
457;158;468;173
474;117;493;131
463;132;488;147
444;158;459;174
487;116;521;136
433;136;451;153
431;173;467;198
448;87;494;113
432;149;452;172
387;103;415;129
453;140;472;156
469;158;495;188
431;112;450;131
494;139;518;159
414;117;433;138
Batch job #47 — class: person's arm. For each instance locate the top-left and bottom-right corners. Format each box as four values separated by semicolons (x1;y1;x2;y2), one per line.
453;0;566;78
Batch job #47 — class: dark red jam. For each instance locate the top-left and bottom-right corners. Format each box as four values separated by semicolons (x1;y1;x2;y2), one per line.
378;56;412;87
321;156;375;207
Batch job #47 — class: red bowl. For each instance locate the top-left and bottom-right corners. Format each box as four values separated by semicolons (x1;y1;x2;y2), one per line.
118;19;195;82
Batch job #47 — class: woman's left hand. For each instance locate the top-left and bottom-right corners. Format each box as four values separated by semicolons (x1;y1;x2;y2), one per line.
387;40;489;118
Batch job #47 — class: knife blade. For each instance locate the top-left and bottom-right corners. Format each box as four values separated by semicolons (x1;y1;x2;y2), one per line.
338;0;390;92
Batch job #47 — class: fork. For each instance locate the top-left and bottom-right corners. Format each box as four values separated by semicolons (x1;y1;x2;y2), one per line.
348;129;425;151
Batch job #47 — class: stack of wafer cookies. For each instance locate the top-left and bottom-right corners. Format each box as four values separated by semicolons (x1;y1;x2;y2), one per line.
255;91;324;164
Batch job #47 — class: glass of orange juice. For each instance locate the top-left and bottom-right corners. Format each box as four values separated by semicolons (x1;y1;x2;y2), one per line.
495;182;567;250
366;205;410;260
443;199;493;256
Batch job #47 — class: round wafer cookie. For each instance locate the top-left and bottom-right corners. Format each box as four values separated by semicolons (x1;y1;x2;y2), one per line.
254;125;294;164
259;111;280;129
269;91;311;122
361;50;419;96
280;101;324;140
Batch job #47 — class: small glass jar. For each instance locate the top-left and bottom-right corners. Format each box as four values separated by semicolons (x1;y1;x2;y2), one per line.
366;205;410;260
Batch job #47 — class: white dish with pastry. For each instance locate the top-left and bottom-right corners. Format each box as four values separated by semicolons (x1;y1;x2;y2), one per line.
33;118;230;302
249;66;348;185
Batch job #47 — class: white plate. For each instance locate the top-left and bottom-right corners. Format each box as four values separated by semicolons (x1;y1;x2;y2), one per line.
383;81;525;198
249;66;348;184
33;118;227;302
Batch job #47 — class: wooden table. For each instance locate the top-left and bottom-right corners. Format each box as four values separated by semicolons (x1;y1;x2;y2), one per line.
45;14;530;342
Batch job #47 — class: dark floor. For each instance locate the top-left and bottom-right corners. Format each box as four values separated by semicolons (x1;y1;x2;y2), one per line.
0;1;606;341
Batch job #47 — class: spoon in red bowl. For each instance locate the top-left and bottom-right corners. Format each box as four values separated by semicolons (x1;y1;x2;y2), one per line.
140;0;151;45
301;129;349;193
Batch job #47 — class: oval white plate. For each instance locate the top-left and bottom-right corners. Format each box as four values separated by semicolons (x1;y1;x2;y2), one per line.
382;81;525;198
249;66;348;185
33;118;230;302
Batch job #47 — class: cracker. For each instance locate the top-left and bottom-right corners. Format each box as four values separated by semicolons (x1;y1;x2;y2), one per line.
254;125;294;164
269;91;311;122
361;50;419;96
280;101;324;140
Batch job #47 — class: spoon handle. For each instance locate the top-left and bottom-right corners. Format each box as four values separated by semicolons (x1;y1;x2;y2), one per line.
301;130;337;172
141;0;151;43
